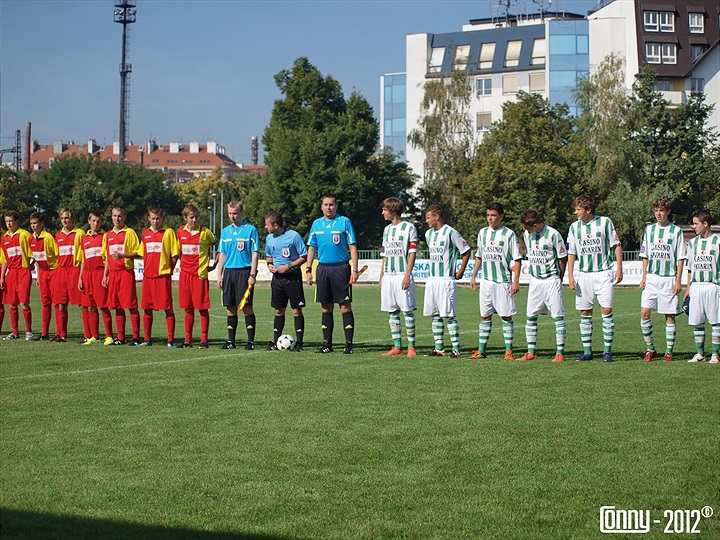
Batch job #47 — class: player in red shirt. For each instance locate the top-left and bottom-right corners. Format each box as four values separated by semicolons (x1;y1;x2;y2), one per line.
78;211;114;345
29;212;58;341
177;205;217;348
0;246;6;338
102;206;141;345
138;207;180;347
55;209;84;342
1;210;33;340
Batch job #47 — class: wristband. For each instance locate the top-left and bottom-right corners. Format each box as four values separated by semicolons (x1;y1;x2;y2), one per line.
250;273;257;278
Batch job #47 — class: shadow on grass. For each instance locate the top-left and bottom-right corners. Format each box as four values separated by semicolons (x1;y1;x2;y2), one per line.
0;508;296;540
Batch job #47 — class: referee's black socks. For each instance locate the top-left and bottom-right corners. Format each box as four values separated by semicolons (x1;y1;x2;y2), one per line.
227;314;238;343
321;312;333;346
245;314;256;343
342;311;354;345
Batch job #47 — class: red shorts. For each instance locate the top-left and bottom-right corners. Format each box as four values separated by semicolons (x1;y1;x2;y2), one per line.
141;275;173;310
37;268;55;305
107;269;138;310
178;271;210;310
55;266;82;305
81;268;108;308
3;268;32;305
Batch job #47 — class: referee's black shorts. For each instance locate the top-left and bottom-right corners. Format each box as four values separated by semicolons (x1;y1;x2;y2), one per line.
315;263;352;304
271;271;306;309
222;267;254;307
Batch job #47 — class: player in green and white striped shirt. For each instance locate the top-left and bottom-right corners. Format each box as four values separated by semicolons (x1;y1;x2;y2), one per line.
682;209;720;364
379;198;418;358
567;194;623;363
639;199;686;363
423;204;471;358
518;209;567;363
469;202;521;360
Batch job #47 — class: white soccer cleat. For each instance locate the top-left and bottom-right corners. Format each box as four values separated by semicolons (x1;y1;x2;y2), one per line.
688;353;705;363
709;354;720;364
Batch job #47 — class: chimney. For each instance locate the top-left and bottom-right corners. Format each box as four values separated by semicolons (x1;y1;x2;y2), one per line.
24;122;31;170
190;141;199;153
113;141;120;155
146;139;157;154
53;140;64;154
207;141;218;154
170;141;180;153
87;139;97;154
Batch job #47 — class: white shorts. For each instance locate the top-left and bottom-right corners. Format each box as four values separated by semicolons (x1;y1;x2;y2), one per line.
423;278;458;318
527;276;565;318
574;270;614;310
687;282;720;326
479;279;516;318
380;274;416;313
641;273;679;314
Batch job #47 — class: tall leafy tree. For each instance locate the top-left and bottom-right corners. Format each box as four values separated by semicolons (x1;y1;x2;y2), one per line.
260;57;414;248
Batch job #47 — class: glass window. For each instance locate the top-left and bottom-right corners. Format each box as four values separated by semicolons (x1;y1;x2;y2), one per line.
531;38;546;65
576;35;589;54
476;112;492;132
479;42;496;69
659;11;674;32
476;77;492;96
384;87;392;103
550;71;577;88
691;45;705;62
654;79;672;91
661;43;677;64
529;72;545;93
505;40;522;68
549;35;576;55
502;74;519;94
646;43;661;64
644;11;659;32
689;13;704;33
393;85;406;104
453;45;471;71
429;47;444;73
690;78;704;93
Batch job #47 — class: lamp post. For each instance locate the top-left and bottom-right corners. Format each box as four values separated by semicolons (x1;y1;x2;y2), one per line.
212;192;217;235
113;1;137;164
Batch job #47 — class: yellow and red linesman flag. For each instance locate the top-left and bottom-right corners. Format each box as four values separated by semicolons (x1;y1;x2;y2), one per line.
238;283;253;310
349;264;368;285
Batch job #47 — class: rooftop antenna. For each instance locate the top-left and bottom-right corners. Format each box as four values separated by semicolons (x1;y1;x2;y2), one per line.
114;1;137;164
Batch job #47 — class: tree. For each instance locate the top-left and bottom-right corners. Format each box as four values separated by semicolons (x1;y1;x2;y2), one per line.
260;57;415;248
0;169;35;224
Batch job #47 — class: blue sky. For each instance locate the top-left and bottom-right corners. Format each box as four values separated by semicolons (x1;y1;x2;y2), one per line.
1;0;598;165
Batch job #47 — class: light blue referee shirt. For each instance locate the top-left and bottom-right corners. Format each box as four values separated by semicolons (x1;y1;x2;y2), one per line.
307;215;356;264
218;220;259;269
266;229;307;267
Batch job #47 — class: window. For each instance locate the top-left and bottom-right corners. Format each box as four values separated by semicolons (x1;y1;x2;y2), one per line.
531;38;546;65
690;78;704;93
476;77;492;96
476;112;492;132
654;79;672;91
691;45;705;61
529;72;545;93
644;11;658;31
646;43;661;63
661;43;677;64
505;40;522;67
479;42;496;69
689;13;704;33
659;11;674;32
429;47;444;73
453;45;471;71
502;74;519;94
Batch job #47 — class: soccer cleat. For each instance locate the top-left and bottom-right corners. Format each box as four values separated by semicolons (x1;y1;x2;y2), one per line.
426;350;445;357
78;337;88;344
450;350;462;359
4;333;19;340
709;354;720;364
245;341;255;351
576;353;593;362
469;350;486;359
406;347;417;358
663;353;673;363
343;345;354;354
293;343;304;352
50;335;67;343
267;341;278;351
33;335;50;341
111;339;127;346
82;337;99;346
688;353;705;363
167;342;175;349
317;345;334;354
25;332;34;341
129;338;142;346
103;336;115;346
381;346;403;356
603;352;613;363
180;342;193;348
198;342;209;349
552;353;565;363
643;350;656;362
504;350;514;361
135;341;152;347
221;341;236;350
518;352;538;362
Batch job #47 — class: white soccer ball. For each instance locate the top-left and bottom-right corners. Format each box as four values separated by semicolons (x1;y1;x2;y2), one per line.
276;334;296;351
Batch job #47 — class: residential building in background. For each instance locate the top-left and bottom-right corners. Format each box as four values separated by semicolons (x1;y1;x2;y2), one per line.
380;72;407;157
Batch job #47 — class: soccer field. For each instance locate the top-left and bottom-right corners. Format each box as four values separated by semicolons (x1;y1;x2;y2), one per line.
1;285;718;539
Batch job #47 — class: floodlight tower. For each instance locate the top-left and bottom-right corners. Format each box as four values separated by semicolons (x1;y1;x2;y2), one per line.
114;0;137;164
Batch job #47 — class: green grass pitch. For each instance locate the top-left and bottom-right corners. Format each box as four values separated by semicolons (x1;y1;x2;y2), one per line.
1;285;719;539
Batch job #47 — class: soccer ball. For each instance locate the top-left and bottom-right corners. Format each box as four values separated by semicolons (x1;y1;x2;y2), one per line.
276;334;296;351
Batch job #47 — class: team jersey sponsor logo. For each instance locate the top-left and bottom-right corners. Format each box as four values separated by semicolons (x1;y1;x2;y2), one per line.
282;247;290;258
109;244;124;255
182;244;200;255
84;247;102;259
32;250;47;261
58;245;74;256
144;242;162;253
6;246;21;258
